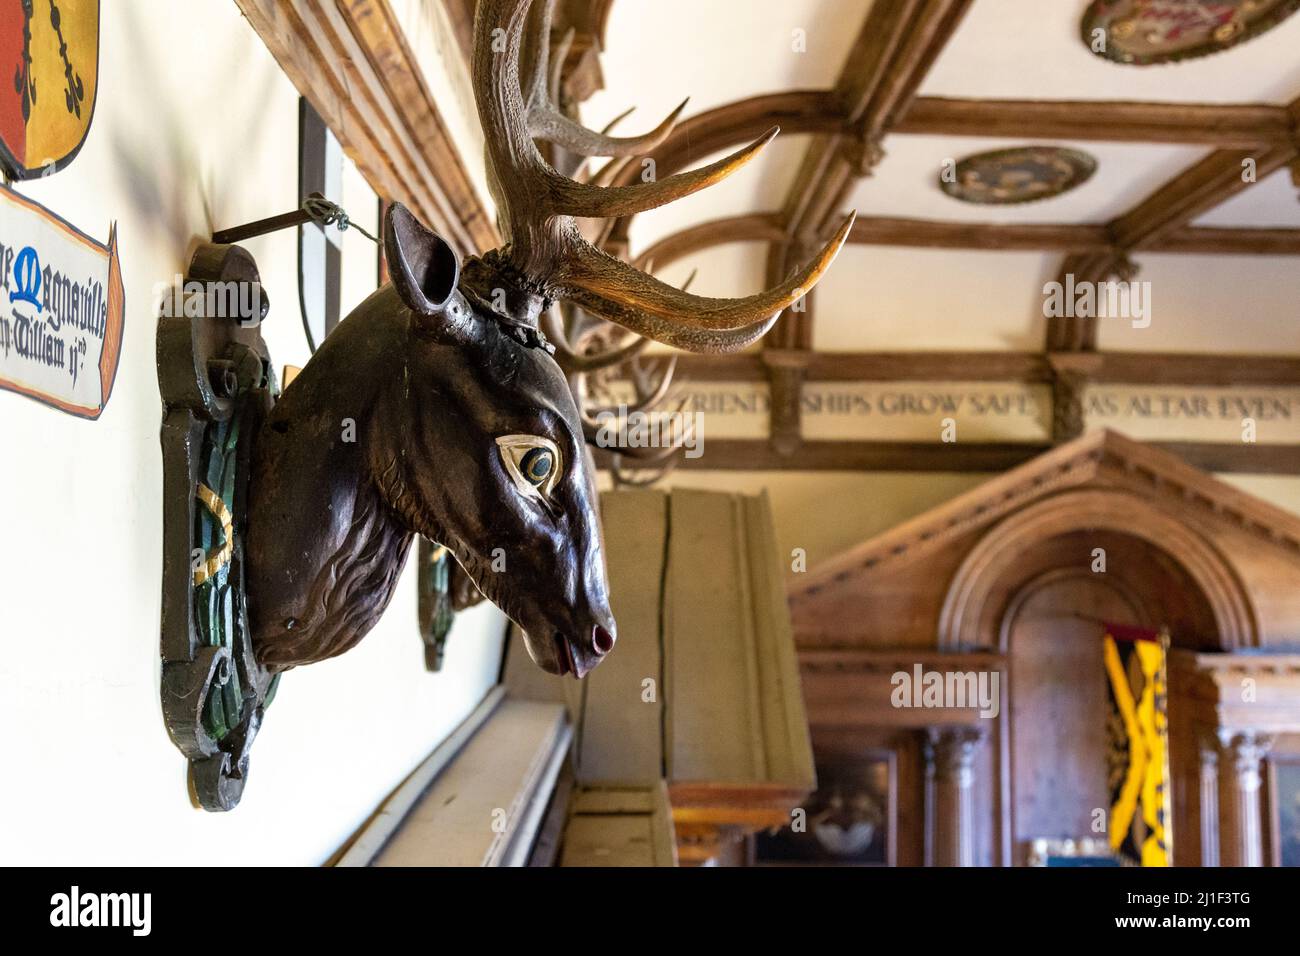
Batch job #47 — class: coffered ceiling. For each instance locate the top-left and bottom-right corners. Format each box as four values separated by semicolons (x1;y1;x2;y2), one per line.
576;0;1300;356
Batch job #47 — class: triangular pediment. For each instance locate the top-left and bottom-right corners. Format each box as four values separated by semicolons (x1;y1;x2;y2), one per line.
790;429;1300;609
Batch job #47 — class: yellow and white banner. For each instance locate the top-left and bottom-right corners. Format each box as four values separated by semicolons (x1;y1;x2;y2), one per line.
1103;624;1172;867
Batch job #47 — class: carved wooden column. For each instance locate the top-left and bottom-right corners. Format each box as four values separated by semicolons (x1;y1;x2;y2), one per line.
926;726;986;866
1216;730;1274;867
1198;739;1220;867
762;349;810;458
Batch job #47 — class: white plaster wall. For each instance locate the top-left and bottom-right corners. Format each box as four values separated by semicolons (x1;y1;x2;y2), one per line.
0;0;504;865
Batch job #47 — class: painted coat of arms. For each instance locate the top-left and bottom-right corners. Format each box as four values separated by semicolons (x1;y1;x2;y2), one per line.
1083;0;1300;65
0;0;98;180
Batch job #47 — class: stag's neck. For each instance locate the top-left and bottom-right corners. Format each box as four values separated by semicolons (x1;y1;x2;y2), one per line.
246;292;427;671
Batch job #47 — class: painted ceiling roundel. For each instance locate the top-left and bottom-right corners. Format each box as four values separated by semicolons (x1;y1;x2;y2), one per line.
1082;0;1300;65
0;0;98;180
940;147;1098;206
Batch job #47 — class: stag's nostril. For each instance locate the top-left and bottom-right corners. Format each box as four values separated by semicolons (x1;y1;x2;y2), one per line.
592;624;615;655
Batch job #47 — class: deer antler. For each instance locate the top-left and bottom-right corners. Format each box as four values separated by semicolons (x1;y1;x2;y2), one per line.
523;3;687;159
472;0;855;351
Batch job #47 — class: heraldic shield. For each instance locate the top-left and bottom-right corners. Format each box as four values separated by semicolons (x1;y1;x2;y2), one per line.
0;0;98;180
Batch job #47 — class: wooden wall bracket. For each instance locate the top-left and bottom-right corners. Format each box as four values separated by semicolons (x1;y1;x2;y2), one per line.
157;243;278;811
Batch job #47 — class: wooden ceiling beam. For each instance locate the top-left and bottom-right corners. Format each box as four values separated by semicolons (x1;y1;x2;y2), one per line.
1044;95;1300;355
600;90;1299;258
780;1;977;253
439;0;477;66
849;218;1111;252
758;1;973;449
1111;144;1300;251
633;214;1300;270
237;0;498;254
898;98;1296;147
632;214;786;269
1151;226;1300;256
1044;252;1124;352
668;351;1052;384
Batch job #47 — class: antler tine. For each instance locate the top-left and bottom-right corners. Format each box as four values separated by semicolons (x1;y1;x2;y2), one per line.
559;212;855;349
523;0;687;158
568;302;607;343
616;461;679;487
611;450;683;487
549;127;777;218
531;100;689;160
627;354;677;411
475;0;771;276
545;305;652;373
547;26;575;107
573;109;637;183
540;305;579;364
474;0;849;350
559;261;694;377
583;414;694;462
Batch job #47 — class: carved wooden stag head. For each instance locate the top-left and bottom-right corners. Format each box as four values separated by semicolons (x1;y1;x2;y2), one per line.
244;0;853;679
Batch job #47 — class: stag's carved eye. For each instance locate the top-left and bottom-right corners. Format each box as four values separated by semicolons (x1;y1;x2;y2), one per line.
496;435;562;501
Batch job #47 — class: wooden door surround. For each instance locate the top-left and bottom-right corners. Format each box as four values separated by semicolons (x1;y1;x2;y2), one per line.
793;431;1300;865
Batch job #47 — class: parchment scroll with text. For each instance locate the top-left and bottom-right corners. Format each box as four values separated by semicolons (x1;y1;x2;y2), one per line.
0;184;123;418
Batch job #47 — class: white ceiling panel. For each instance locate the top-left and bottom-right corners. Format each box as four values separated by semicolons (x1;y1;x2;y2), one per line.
652;241;769;300
626;135;809;251
849;136;1208;224
1097;254;1300;353
586;0;871;127
1193;169;1300;228
813;246;1054;351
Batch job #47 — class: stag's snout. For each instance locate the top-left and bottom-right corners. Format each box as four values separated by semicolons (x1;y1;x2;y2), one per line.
547;620;616;679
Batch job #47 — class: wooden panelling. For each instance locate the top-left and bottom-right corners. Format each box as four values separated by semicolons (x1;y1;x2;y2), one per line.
1007;578;1129;861
575;490;665;783
666;490;765;781
559;783;678;867
788;431;1300;646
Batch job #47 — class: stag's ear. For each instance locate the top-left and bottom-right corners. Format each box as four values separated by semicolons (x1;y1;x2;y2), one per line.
385;203;461;318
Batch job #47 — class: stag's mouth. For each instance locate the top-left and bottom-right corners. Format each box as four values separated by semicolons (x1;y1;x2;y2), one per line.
553;632;578;677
